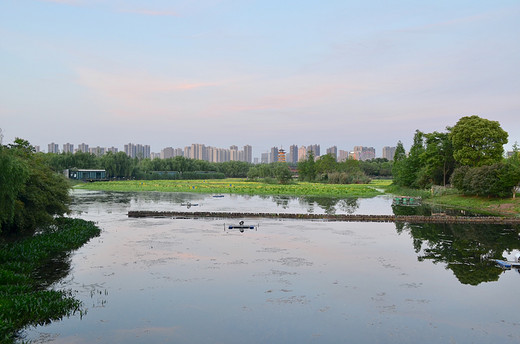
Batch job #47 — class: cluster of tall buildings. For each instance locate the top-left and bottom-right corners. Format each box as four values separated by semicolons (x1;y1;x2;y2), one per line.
160;144;253;163
261;144;397;163
41;142;397;163
47;142;118;156
43;142;253;163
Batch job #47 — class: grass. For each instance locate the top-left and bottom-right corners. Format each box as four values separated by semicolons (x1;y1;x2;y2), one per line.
383;183;520;217
428;194;520;217
77;178;388;198
0;218;101;343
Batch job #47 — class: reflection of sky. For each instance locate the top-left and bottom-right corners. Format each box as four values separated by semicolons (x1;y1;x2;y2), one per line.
25;191;520;343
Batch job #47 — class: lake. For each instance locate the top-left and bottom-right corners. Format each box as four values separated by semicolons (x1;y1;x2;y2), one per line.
22;190;520;343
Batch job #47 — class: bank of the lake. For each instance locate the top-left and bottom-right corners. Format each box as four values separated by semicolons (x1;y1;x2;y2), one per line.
384;184;520;217
0;218;101;343
426;194;520;217
76;179;390;198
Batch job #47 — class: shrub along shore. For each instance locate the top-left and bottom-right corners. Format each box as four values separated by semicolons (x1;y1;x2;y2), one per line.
0;218;101;343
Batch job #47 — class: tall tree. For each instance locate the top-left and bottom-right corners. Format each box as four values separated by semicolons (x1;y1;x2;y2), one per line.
393;131;425;187
298;151;316;182
422;131;455;186
450;115;508;167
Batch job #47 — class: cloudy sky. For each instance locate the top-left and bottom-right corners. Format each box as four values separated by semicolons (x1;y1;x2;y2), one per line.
1;0;519;158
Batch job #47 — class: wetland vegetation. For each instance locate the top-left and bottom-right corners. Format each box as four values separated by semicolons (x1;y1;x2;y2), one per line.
0;218;101;343
76;179;390;198
0;139;102;342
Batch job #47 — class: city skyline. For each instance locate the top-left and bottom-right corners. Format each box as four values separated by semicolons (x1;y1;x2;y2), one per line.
1;1;519;154
32;140;397;162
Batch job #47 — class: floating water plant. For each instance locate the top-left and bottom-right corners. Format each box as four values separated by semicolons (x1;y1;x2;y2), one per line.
0;218;101;343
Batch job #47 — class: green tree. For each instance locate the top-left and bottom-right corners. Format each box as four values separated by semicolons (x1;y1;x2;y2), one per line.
422;131;455;186
0;146;29;231
273;162;293;184
298;151;316;182
1;138;70;233
450;115;508;167
394;141;406;162
393;131;425;187
315;153;337;180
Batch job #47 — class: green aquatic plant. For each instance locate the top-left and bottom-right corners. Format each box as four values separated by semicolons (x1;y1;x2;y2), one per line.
77;178;386;198
0;218;101;343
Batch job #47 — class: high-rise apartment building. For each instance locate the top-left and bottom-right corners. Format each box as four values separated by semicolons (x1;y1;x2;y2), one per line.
382;146;396;161
270;147;279;163
243;145;252;163
89;146;105;156
298;146;308;161
261;152;269;164
48;142;59;154
124;143;150;159
353;146;375;161
338;150;349;162
63;143;74;154
288;145;298;164
77;143;89;153
190;144;206;160
230;145;239;161
308;144;320;157
326;146;338;160
161;147;175;159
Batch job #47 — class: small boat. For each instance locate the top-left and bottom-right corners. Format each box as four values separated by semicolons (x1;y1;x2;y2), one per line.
213;195;225;198
493;259;520;269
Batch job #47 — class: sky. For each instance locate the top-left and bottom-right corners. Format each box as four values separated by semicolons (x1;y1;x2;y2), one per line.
1;0;519;159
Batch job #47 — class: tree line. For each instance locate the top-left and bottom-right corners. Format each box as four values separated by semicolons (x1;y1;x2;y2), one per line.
392;115;520;197
41;148;391;183
41;152;252;179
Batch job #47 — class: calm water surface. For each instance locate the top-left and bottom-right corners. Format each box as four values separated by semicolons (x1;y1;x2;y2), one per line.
23;190;520;343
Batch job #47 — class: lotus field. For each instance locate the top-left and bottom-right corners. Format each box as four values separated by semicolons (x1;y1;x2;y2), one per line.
77;179;391;198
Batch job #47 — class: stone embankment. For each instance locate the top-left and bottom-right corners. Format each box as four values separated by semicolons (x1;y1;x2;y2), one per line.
127;211;520;225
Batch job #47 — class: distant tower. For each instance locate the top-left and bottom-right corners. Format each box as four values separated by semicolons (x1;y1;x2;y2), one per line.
48;142;59;154
63;143;74;154
270;147;279;163
277;148;286;162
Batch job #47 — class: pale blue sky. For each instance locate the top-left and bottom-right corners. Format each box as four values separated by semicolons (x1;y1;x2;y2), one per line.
1;0;519;158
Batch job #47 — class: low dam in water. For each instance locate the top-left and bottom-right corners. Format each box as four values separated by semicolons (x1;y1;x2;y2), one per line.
128;211;520;225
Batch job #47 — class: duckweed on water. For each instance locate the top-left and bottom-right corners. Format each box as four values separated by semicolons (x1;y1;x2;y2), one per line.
0;218;101;343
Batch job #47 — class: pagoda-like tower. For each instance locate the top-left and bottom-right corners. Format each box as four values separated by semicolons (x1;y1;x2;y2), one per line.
277;148;286;162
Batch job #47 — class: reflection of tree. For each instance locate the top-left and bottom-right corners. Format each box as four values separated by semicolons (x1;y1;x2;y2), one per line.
299;197;359;215
337;198;360;214
400;222;520;285
272;196;293;209
302;197;338;214
392;204;431;216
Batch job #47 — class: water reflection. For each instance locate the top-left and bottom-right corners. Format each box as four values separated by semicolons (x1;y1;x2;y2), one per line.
22;190;520;343
71;190;365;215
398;222;520;285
